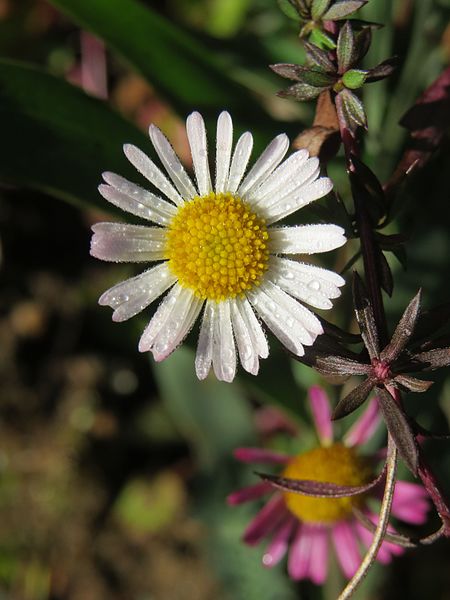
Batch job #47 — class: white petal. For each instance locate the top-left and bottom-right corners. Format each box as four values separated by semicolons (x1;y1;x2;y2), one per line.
215;111;233;193
268;257;344;310
230;299;259;375
149;124;197;199
212;301;236;382
195;301;215;380
100;174;176;226
139;284;202;359
226;132;253;193
237;297;269;359
186;111;212;196
266;177;333;224
123;144;184;206
91;223;166;262
269;224;346;255
248;282;323;356
99;263;176;322
238;134;289;198
251;149;309;205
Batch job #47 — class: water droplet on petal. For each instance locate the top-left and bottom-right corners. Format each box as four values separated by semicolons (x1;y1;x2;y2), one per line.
308;280;321;291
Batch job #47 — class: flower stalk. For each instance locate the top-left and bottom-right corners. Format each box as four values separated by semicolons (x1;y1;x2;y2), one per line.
338;434;398;599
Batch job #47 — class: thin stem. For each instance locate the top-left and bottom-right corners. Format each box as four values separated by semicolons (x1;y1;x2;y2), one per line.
337;435;398;600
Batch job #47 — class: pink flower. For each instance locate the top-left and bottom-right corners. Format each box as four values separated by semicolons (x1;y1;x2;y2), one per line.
228;387;429;583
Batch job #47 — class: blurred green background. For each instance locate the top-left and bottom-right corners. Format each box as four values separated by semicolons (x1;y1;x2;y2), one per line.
0;0;449;598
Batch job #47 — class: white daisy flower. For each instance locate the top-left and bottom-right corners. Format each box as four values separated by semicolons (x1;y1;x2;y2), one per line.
91;111;346;382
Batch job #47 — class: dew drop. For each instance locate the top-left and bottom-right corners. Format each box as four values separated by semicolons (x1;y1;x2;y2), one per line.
308;280;321;291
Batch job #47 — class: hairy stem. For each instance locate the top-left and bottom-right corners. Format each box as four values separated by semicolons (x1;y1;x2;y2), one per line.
337;436;398;600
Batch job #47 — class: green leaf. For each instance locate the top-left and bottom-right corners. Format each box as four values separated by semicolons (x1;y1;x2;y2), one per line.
343;68;367;89
336;88;367;132
337;21;356;72
311;0;331;20
299;68;336;87
278;0;302;20
322;0;367;20
47;0;270;128
0;60;152;210
309;27;337;49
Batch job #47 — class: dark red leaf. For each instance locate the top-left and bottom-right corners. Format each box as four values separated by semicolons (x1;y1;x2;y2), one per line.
352;272;380;359
381;289;422;362
378;388;418;475
332;377;375;420
258;464;386;498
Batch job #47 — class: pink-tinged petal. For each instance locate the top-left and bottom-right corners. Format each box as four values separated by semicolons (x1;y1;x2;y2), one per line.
332;521;361;579
354;520;393;565
307;525;329;584
227;482;272;506
391;481;430;525
288;523;314;580
263;517;297;568
344;397;381;447
309;386;333;445
233;447;290;465
243;494;287;546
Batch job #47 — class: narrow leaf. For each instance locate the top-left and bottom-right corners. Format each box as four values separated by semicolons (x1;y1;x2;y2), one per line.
381;290;422;362
270;63;304;81
315;355;370;376
311;0;331;20
332;377;375;420
352;273;380;359
278;83;324;101
340;89;367;128
322;1;367;20
304;41;336;73
278;0;302;20
309;28;337;49
378;389;418;475
337;21;356;73
366;56;398;82
259;463;386;497
393;375;433;393
413;348;450;371
377;247;394;297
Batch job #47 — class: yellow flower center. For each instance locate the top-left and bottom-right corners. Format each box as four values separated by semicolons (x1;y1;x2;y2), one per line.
282;443;371;524
165;192;269;301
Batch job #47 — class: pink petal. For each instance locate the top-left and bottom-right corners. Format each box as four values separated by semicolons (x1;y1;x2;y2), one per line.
391;481;430;525
243;494;287;546
344;397;381;447
332;521;361;579
288;524;314;580
233;447;290;464
309;386;333;445
263;517;297;568
307;525;329;584
227;482;273;505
